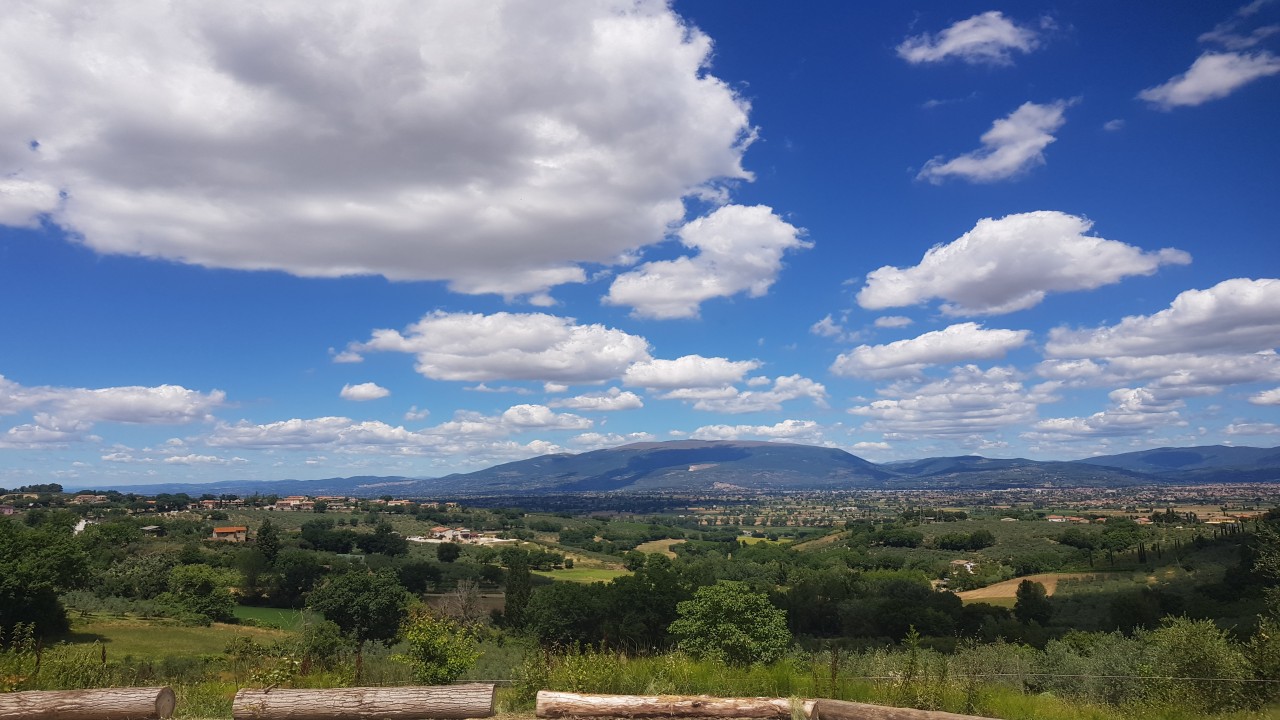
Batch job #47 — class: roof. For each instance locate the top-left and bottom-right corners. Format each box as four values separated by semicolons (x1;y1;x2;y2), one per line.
213;526;248;533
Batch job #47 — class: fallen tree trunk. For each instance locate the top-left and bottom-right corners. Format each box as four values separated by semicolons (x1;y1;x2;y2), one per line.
813;699;993;720
232;684;495;720
0;686;176;720
536;691;816;719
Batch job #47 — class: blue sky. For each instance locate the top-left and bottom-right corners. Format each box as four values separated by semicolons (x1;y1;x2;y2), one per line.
2;1;1278;487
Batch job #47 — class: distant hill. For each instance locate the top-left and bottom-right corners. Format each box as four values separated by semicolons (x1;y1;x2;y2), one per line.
83;441;1280;497
427;440;895;494
881;455;1153;489
1077;445;1280;477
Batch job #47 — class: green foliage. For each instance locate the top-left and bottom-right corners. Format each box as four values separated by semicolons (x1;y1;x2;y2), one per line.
436;541;462;563
394;609;479;684
0;519;89;636
162;564;236;623
503;550;532;629
668;581;791;665
256;518;280;563
1014;579;1052;625
269;549;325;608
307;569;408;646
357;523;408;556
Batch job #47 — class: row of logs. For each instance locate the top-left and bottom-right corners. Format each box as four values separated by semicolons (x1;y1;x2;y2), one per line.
0;686;995;720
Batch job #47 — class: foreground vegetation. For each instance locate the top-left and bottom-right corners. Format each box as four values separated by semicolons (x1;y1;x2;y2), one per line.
2;483;1279;718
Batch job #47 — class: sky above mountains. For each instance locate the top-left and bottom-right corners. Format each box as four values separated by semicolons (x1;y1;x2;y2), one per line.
1;1;1278;486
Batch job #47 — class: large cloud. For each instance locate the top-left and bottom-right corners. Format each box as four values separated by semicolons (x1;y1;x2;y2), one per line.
917;101;1073;184
850;365;1057;437
1028;387;1186;439
605;204;810;319
857;212;1191;315
685;375;827;414
0;1;759;299
345;311;651;383
831;323;1029;378
623;355;760;389
0;375;225;445
897;11;1040;66
1046;278;1280;358
1139;51;1280;109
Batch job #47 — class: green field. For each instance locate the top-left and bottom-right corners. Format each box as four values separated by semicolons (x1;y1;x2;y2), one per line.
532;567;630;583
65;615;290;658
231;605;318;632
737;536;791;545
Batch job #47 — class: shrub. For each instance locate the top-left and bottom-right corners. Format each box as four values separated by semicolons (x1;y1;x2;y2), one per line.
395;610;479;684
668;581;791;665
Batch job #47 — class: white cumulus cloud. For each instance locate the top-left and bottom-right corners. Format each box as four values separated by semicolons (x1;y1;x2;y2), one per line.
831;323;1030;378
0;375;225;444
687;375;827;414
550;388;644;412
918;100;1073;183
850;366;1058;437
339;382;390;402
690;419;822;442
1028;387;1186;439
1140;51;1280;109
623;355;760;389
0;1;761;300
897;11;1040;66
605;205;810;319
857;211;1191;315
345;311;651;383
1046;278;1280;358
1251;387;1280;405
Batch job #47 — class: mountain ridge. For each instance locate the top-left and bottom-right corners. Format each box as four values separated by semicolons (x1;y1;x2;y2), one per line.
65;440;1280;497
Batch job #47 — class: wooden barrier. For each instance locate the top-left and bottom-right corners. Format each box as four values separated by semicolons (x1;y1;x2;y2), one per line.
536;691;995;720
232;683;495;720
537;691;813;719
0;686;176;720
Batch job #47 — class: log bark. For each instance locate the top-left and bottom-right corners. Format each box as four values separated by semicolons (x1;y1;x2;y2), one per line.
536;691;816;719
813;699;993;720
0;686;176;720
232;684;495;720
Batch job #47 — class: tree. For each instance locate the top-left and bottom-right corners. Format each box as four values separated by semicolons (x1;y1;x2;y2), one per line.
1013;579;1052;625
256;518;280;563
437;542;462;563
359;523;409;556
308;569;408;649
503;550;532;629
270;549;325;608
668;581;791;665
165;564;236;623
0;519;89;637
395;609;479;684
235;548;270;601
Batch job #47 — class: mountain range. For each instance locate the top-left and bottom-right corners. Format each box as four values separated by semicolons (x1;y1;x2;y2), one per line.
74;441;1280;497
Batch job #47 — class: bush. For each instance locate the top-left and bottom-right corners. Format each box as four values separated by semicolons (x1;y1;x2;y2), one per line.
395;610;479;684
668;581;791;665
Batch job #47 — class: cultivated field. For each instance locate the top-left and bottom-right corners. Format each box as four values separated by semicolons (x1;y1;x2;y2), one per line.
957;572;1114;601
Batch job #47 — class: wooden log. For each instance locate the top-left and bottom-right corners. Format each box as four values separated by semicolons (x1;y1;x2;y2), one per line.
536;691;816;719
812;699;994;720
232;684;495;720
0;686;176;720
